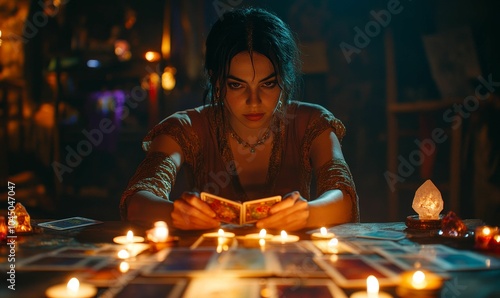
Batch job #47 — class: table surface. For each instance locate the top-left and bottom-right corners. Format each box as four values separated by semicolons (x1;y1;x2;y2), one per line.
2;219;500;298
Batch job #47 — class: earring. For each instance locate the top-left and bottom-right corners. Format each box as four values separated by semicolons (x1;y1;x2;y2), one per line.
214;88;220;105
276;100;283;110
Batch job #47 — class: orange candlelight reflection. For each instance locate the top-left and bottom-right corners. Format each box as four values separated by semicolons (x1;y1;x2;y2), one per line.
475;226;499;249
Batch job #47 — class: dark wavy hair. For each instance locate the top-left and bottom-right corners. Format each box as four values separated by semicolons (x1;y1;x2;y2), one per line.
203;7;301;110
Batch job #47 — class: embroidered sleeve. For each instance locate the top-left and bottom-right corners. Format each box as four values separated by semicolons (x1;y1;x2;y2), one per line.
141;113;200;166
300;105;347;184
304;112;346;146
119;152;177;220
315;158;360;222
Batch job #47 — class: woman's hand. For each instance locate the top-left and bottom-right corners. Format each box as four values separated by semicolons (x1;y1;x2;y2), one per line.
171;192;220;230
256;191;309;231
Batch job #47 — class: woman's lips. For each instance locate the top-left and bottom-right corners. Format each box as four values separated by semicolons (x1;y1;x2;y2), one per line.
244;113;264;121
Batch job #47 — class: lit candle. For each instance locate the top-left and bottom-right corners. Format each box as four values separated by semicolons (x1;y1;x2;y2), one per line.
126;230;133;244
475;226;499;249
45;277;97;298
202;228;235;238
489;234;500;252
259;229;267;239
113;230;145;244
350;275;393;298
270;230;299;243
411;270;427;289
312;227;335;240
243;229;273;240
397;270;443;297
281;230;288;242
147;221;169;243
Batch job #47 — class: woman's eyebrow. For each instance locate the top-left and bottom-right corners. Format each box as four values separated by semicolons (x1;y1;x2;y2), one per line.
227;72;277;83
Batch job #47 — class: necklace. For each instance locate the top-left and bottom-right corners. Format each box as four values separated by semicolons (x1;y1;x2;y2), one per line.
228;125;272;154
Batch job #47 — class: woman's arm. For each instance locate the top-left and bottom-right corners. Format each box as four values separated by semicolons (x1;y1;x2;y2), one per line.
126;190;176;226
121;135;219;229
256;129;357;230
307;129;358;225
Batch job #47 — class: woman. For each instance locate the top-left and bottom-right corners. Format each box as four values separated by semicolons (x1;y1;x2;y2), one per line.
120;7;359;231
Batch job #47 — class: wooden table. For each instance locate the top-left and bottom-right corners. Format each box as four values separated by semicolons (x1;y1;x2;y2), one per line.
2;220;500;298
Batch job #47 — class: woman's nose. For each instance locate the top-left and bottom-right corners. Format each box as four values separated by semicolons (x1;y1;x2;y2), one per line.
246;90;261;105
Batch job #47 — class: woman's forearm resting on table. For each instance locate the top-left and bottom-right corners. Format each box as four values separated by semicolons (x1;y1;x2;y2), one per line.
125;191;175;227
307;189;354;227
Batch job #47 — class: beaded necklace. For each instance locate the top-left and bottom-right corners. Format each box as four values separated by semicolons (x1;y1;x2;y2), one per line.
228;125;272;154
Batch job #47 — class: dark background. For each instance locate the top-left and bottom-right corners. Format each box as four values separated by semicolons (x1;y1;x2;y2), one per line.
1;0;499;225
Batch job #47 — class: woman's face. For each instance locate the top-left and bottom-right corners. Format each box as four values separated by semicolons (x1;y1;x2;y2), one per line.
223;51;281;132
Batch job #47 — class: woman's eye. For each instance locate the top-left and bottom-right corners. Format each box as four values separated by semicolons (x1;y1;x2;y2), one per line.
262;81;277;88
228;82;242;89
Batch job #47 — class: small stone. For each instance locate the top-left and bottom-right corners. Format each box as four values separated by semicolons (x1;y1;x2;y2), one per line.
441;211;467;237
412;180;443;220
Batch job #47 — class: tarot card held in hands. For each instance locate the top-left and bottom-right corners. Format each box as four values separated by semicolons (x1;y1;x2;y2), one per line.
201;192;281;225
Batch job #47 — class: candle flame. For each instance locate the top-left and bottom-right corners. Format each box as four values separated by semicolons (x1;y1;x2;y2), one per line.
320;227;327;235
126;230;134;242
218;229;225;237
259;229;267;238
162;67;176;91
67;277;80;293
280;230;288;239
145;51;161;62
494;234;500;242
411;270;427;289
483;227;491;236
153;221;169;242
366;275;379;294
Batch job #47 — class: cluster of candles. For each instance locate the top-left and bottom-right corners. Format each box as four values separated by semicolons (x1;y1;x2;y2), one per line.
46;222;170;298
44;223;449;297
348;270;443;298
203;228;302;252
475;225;500;252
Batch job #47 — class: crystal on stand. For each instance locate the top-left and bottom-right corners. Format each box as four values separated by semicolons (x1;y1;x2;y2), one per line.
412;180;443;220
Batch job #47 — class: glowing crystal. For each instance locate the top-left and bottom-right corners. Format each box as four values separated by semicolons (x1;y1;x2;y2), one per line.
412;180;443;220
14;202;33;233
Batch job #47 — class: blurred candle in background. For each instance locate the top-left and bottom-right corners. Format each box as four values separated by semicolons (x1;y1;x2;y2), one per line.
475;226;499;249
